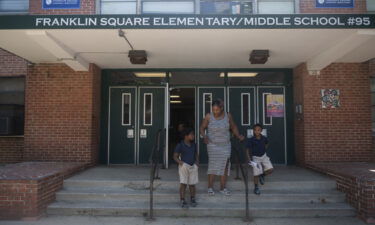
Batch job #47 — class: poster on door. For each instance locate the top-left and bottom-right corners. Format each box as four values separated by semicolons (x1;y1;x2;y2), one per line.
266;95;284;117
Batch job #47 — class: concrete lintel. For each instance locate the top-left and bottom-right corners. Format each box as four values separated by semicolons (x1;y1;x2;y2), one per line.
26;30;89;71
307;31;374;71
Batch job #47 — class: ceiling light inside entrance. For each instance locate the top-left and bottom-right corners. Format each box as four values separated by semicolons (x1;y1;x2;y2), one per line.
134;72;167;77
219;72;258;77
170;100;182;104
170;95;180;98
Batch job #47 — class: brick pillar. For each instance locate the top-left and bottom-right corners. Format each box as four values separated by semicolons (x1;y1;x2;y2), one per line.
24;63;101;165
293;62;373;164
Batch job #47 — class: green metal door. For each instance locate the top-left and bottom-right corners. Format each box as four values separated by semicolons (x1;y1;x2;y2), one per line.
228;86;256;140
257;87;286;164
198;87;225;164
108;87;136;164
138;87;165;164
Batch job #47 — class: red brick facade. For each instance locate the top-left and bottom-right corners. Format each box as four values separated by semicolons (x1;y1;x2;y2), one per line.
23;63;101;165
29;0;96;15
300;0;367;13
293;62;373;164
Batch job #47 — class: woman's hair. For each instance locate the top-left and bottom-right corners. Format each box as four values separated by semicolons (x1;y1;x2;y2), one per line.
253;123;263;130
212;98;224;108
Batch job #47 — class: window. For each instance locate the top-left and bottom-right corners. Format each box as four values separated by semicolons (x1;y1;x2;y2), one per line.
142;1;195;14
0;77;24;136
144;93;153;126
203;93;212;117
371;77;375;136
367;0;375;12
263;93;272;125
0;0;29;13
258;0;294;14
101;0;136;14
200;1;253;14
241;93;251;125
122;93;131;126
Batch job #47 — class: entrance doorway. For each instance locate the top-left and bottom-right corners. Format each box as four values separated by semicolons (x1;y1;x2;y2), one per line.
103;70;292;166
168;87;195;164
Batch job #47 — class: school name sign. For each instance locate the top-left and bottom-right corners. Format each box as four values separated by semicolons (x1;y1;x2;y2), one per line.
0;14;375;29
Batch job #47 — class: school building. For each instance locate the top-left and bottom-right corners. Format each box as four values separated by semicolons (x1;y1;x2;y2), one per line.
0;0;375;223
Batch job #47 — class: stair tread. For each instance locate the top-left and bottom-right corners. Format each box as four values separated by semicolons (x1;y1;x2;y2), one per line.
48;201;353;210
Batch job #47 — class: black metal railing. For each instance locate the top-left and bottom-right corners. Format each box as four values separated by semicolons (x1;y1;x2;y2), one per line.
232;138;251;222
147;128;164;221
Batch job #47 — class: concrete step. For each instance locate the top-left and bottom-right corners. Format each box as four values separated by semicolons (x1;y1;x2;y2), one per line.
62;179;337;191
47;201;355;218
55;189;346;204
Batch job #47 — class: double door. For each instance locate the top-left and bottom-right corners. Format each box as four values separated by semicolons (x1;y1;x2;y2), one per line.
108;86;165;164
197;86;286;164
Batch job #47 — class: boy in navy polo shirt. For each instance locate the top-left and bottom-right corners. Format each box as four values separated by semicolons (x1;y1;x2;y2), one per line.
245;124;274;195
173;128;199;208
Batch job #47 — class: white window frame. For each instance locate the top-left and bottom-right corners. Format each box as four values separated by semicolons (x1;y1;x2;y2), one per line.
121;93;131;126
262;92;272;126
143;93;153;126
241;93;251;126
203;93;212;118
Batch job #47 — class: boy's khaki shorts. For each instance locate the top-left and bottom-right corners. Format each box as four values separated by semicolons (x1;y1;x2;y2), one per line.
178;163;199;185
252;154;273;176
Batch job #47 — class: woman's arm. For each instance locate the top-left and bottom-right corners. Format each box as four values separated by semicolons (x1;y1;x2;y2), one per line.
228;113;245;141
199;113;210;144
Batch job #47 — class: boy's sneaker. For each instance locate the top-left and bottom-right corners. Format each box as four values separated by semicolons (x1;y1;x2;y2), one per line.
259;174;265;185
254;186;260;195
208;188;215;196
180;199;189;208
219;188;231;196
190;198;197;207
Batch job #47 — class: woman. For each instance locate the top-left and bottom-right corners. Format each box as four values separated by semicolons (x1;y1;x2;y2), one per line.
200;99;244;196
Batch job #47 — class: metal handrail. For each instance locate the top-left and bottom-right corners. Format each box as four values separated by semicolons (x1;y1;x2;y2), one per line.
148;128;164;221
232;138;251;222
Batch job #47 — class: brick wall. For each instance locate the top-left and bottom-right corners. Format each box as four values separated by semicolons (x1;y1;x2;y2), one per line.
293;62;373;164
0;49;27;164
29;0;96;15
306;163;375;223
300;0;367;13
0;162;87;220
23;63;101;164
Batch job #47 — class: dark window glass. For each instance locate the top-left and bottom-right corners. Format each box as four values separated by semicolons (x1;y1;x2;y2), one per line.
242;94;250;125
122;94;131;125
144;94;152;125
0;77;24;136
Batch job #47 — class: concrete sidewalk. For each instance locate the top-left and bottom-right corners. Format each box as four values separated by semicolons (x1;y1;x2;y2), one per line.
0;215;367;225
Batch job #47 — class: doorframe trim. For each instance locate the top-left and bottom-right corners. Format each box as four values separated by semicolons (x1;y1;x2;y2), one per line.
168;85;197;168
138;86;167;165
227;86;257;128
107;86;137;165
257;86;287;165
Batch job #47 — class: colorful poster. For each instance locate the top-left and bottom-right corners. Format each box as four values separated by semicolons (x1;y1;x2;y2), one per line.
43;0;80;9
266;95;284;117
321;89;340;108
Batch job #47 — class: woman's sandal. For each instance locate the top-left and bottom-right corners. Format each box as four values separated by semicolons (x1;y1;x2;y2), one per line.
207;188;215;196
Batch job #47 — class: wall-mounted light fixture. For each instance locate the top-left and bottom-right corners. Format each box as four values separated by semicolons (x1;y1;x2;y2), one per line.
249;50;269;64
128;50;147;64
